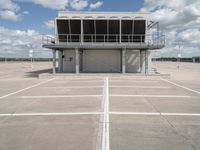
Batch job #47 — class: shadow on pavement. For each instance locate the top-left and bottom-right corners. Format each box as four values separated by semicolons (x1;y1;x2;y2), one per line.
25;68;52;78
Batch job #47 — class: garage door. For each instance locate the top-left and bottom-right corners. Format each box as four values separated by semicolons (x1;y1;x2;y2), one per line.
82;50;121;73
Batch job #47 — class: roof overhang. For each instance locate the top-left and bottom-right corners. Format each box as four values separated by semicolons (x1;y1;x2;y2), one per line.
58;11;150;20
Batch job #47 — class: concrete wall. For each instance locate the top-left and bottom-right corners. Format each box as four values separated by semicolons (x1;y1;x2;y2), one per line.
126;50;140;73
60;49;151;74
82;50;121;73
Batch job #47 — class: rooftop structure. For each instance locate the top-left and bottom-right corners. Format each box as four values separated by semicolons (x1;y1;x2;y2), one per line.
42;11;165;74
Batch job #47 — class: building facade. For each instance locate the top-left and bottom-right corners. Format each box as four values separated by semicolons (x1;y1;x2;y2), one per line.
43;11;165;74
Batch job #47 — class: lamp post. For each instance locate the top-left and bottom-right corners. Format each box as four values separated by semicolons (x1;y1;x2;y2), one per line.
27;44;34;68
173;41;183;70
4;48;7;64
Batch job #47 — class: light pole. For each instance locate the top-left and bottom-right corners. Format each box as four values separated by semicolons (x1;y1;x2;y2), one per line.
27;44;34;68
4;48;7;64
173;41;183;70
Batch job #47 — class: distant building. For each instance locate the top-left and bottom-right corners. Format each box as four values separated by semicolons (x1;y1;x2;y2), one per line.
192;57;200;63
42;11;165;74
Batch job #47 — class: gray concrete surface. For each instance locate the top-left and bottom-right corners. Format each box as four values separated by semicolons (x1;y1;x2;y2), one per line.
0;61;199;150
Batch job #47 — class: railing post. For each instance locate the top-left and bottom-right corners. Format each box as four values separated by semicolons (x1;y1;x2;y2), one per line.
81;19;83;43
120;20;122;43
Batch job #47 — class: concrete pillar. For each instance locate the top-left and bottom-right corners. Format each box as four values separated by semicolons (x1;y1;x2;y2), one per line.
145;50;148;74
58;51;63;73
122;48;126;74
147;50;152;73
75;48;79;74
140;50;145;74
52;50;56;74
141;50;151;74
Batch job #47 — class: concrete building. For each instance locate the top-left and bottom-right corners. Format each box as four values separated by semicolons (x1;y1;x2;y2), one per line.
42;11;165;74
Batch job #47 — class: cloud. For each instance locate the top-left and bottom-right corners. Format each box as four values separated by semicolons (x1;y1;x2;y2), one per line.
12;0;103;11
44;20;55;30
0;10;22;21
70;0;88;10
0;0;28;22
0;0;20;11
141;0;200;57
89;1;103;9
0;26;51;58
17;0;69;10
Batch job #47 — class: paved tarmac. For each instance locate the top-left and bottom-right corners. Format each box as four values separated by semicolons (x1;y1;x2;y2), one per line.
0;61;199;150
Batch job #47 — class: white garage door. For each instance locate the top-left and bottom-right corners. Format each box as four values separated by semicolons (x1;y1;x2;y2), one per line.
82;50;121;73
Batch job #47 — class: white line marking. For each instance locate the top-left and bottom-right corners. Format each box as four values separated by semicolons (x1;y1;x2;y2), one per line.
43;86;103;89
106;77;110;150
110;95;191;98
109;86;171;89
102;77;110;150
110;112;200;116
53;80;103;83
0;78;54;99
162;79;200;95
20;95;102;98
110;80;158;83
108;77;161;81
0;112;103;117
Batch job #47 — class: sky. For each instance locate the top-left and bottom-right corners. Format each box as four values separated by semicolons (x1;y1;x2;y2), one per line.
0;0;200;58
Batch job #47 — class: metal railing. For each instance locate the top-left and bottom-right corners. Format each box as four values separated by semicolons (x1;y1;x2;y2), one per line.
42;33;165;46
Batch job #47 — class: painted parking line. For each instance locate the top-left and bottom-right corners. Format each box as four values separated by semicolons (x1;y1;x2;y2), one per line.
52;80;103;83
0;112;103;117
20;94;191;99
110;80;158;83
110;112;200;116
0;78;54;100
109;86;172;89
42;86;104;89
102;76;110;150
20;95;103;98
110;94;191;98
42;86;171;89
161;79;200;95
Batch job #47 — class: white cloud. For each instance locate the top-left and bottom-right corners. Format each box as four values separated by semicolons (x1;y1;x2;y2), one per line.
177;29;200;46
0;0;28;22
141;0;200;57
0;0;19;11
70;0;88;10
89;1;103;9
44;20;55;30
14;0;103;11
0;26;51;58
0;10;22;21
17;0;69;10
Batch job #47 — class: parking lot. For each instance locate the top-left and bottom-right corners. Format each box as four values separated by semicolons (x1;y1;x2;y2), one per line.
0;62;200;150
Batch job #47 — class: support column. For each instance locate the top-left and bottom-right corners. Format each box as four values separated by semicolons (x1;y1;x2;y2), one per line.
140;50;145;74
145;50;148;74
147;50;151;73
52;50;56;74
75;48;79;74
122;48;126;74
58;50;63;73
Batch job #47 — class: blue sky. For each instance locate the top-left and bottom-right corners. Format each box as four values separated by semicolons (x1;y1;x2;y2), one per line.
0;0;200;58
0;0;144;34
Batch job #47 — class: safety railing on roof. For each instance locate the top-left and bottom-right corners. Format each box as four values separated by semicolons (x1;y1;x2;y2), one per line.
42;33;165;47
